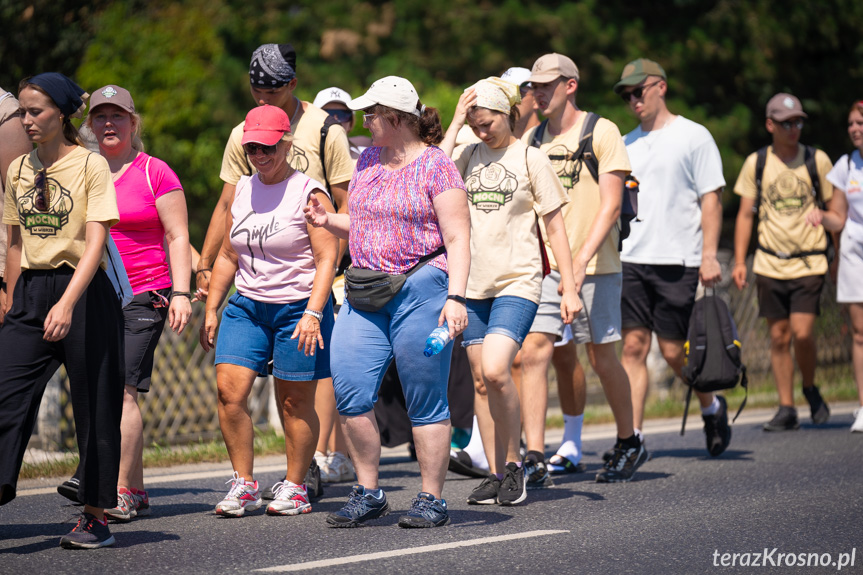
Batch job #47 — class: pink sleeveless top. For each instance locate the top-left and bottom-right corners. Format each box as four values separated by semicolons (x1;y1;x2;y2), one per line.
230;171;326;303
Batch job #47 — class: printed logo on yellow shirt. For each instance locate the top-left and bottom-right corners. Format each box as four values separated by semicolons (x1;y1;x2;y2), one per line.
766;170;812;214
465;162;516;212
289;146;310;174
546;144;581;190
19;177;73;238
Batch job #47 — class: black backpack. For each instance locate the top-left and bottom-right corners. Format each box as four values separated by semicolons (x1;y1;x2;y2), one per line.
318;114;340;194
753;144;833;263
680;291;748;434
529;113;639;249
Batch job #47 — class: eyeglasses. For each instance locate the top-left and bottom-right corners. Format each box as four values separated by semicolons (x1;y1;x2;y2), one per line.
34;169;50;212
243;142;279;156
776;119;804;130
362;114;376;125
326;109;354;124
620;81;662;103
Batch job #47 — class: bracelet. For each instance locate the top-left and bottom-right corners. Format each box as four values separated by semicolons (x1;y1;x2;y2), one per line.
446;294;467;305
195;268;212;275
170;291;192;300
303;309;324;321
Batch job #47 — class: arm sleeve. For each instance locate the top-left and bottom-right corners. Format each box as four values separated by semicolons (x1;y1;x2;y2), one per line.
323;123;354;186
2;158;22;225
690;128;726;196
149;156;183;198
427;149;466;201
526;146;568;216
594;119;632;176
733;153;758;199
85;154;120;226
451;144;472;178
815;149;834;202
219;125;251;186
826;155;850;192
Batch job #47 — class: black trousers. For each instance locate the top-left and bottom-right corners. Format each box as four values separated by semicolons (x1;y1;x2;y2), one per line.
0;266;124;508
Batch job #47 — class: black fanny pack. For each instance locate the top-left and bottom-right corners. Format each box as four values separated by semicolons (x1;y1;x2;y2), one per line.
345;246;445;312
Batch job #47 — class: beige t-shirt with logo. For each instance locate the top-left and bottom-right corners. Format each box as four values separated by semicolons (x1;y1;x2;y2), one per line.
734;145;833;280
453;140;568;302
522;114;631;275
220;101;354;192
3;146;119;270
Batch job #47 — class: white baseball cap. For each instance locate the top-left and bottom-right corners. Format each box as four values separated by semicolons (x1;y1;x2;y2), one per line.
349;76;422;116
501;67;532;87
313;87;352;109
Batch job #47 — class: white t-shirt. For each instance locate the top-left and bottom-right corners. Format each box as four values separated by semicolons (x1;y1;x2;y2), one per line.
621;116;725;267
827;150;863;302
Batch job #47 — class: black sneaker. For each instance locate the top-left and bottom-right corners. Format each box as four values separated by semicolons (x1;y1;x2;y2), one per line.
448;450;489;478
305;459;323;501
595;440;648;483
763;406;800;431
467;475;500;505
60;512;115;549
57;477;81;504
398;492;450;528
603;438;649;463
803;385;830;424
703;396;732;457
524;451;554;489
326;485;390;528
497;462;527;506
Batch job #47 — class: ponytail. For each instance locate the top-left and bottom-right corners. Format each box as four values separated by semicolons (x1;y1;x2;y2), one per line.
417;106;443;146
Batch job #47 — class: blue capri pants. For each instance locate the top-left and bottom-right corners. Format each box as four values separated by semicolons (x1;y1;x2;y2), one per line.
330;265;452;426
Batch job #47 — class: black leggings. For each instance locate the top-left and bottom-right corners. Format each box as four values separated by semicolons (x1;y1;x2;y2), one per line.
0;266;124;508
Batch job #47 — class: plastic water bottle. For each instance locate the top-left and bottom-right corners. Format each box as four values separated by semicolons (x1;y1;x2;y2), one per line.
424;324;451;357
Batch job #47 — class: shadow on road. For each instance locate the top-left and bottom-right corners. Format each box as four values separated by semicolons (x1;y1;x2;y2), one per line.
649;448;754;461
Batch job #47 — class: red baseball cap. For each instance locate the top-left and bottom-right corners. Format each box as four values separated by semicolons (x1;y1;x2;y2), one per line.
242;104;291;146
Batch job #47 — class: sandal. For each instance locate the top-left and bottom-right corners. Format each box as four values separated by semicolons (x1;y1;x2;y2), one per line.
547;454;586;475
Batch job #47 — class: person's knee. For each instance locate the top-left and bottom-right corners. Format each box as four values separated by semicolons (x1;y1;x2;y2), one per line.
520;334;553;370
217;380;249;408
588;343;623;379
621;330;650;363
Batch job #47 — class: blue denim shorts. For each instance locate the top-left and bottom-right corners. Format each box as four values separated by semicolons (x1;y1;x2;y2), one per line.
215;292;334;381
462;295;539;347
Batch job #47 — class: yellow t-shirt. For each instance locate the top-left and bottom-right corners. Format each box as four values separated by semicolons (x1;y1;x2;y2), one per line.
734;145;833;279
219;101;354;192
3;147;119;270
453;140;568;302
522;114;631;275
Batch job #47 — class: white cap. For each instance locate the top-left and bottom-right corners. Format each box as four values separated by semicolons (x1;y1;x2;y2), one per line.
349;76;422;116
501;67;532;87
313;87;352;109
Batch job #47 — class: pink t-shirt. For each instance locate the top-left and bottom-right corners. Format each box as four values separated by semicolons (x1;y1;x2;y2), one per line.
348;146;465;274
110;153;183;294
231;171;326;303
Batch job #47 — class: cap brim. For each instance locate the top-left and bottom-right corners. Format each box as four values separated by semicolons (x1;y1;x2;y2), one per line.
348;94;377;111
770;110;809;121
612;74;649;94
241;130;284;146
527;71;560;84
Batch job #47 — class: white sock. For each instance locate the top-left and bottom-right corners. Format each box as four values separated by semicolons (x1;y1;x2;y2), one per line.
701;396;721;416
634;428;644;441
553;414;583;465
462;415;489;471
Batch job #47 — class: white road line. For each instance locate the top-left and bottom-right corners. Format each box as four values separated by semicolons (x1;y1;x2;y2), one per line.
255;529;570;573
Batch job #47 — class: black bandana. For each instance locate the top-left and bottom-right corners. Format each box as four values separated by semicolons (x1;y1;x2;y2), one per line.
27;73;88;118
249;44;296;87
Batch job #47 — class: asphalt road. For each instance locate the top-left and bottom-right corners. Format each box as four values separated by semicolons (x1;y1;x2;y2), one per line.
2;403;862;575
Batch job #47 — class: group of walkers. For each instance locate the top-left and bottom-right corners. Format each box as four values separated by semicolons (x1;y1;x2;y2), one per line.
0;43;861;550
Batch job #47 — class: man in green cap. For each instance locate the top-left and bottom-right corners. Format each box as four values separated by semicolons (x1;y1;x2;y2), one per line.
613;58;731;458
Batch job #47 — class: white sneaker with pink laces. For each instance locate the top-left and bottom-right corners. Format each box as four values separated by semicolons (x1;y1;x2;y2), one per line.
215;471;261;517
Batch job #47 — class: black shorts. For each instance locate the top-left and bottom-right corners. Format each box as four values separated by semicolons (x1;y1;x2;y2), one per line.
621;263;699;341
755;274;824;319
124;288;169;392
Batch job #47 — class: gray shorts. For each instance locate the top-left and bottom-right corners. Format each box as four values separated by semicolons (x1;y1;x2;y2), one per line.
529;271;622;344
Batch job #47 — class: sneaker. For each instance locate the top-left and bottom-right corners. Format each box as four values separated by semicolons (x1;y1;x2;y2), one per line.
451;427;471;450
448;450;489;479
497;462;527;506
702;396;732;457
57;477;81;504
60;512;115;549
763;406;800;431
524;451;554;489
266;481;312;516
398;492;450;528
603;438;650;463
326;484;390;528
214;472;261;517
104;488;136;522
130;489;150;517
305;459;324;500
851;408;863;433
466;475;500;505
596;440;648;483
803;385;830;424
262;484;277;501
322;452;355;483
547;454;586;475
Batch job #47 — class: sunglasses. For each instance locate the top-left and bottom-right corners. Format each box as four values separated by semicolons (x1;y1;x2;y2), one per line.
519;85;532;98
34;169;50;212
776;119;804;130
243;142;279;156
620;80;662;103
326;109;354;124
149;290;170;309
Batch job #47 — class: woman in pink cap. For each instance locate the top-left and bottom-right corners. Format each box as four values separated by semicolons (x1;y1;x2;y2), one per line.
200;105;338;518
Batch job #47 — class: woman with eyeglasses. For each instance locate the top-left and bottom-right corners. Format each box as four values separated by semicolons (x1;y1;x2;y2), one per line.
305;76;470;528
200;105;338;518
0;73;124;549
53;85;193;522
439;77;581;506
819;100;863;432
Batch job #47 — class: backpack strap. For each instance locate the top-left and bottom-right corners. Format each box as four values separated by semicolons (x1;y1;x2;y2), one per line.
319;114;339;193
578;112;601;182
753;146;768;214
803;145;823;206
529;120;547;149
